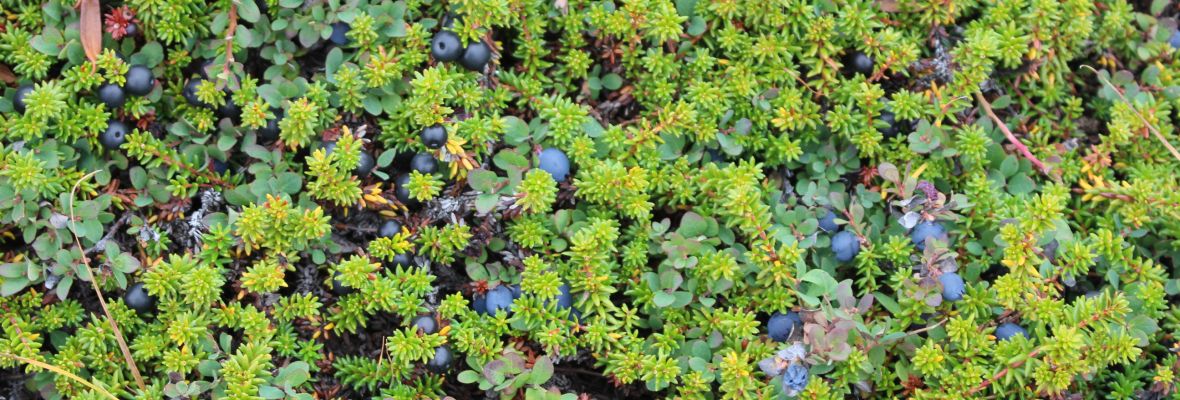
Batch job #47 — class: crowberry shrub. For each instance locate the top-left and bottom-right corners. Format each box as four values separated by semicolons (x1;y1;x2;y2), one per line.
0;1;1179;399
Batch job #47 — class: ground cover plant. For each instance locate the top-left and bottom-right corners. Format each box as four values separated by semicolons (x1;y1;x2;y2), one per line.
1;0;1180;398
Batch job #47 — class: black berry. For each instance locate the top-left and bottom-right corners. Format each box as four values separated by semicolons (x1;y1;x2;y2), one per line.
258;108;282;142
391;252;414;268
394;173;417;206
217;93;241;123
331;272;354;296
431;31;463;62
124;23;138;37
100;120;129;150
124;282;156;314
355;151;375;177
410;152;438;174
183;78;209;108
97;84;126;109
849;51;873;75
459;41;491;71
420;125;447;149
124;65;155;96
13;85;32;114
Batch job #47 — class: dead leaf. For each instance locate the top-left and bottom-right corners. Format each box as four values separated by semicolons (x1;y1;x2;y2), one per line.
0;63;15;85
876;0;900;13
79;0;102;62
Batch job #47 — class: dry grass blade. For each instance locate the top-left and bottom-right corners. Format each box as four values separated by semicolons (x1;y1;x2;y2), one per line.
68;170;146;391
78;0;103;62
1081;65;1180;164
0;353;118;399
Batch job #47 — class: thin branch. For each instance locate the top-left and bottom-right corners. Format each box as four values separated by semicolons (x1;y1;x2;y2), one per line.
974;91;1049;175
68;171;146;391
1081;65;1180;164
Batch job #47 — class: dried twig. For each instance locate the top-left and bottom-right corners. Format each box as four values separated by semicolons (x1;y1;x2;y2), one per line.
69;171;146;391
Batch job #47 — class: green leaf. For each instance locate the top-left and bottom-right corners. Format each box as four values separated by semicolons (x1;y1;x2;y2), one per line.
458;370;481;384
653;291;676;307
801;269;837;296
238;0;261;23
529;356;553;385
676;212;708;237
468;169;499;192
601;74;623;91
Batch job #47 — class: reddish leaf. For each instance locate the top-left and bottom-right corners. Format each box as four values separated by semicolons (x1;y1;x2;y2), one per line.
0;63;15;85
79;0;102;62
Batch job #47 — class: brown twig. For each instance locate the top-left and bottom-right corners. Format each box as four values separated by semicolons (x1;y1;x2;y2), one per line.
974;91;1050;175
223;2;237;77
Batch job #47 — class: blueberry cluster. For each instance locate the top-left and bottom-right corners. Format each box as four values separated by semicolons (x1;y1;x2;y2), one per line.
15;65;155;150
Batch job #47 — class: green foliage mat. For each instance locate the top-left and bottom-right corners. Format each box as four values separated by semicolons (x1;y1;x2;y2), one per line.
1;0;1180;399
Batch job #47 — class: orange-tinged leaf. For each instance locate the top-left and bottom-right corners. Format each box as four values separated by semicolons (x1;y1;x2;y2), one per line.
79;0;102;62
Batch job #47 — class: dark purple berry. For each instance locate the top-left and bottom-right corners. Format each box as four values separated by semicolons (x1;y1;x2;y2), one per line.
98;84;126;109
431;31;463;62
459;40;492;71
13;85;32;113
124;282;156;314
100;120;129;149
124;65;154;96
410;152;438;174
420;125;447;149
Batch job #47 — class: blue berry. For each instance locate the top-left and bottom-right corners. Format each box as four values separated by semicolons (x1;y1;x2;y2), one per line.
379;220;401;238
781;363;810;393
124;282;156;314
995;322;1027;341
329;22;350;45
939;272;965;302
818;209;838;232
831;231;860;262
412;315;438;334
537;147;570;182
555;283;573;309
485;285;515;317
1171;30;1180;49
427;346;452;372
767;312;803;342
472;294;488;315
910;221;947;251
